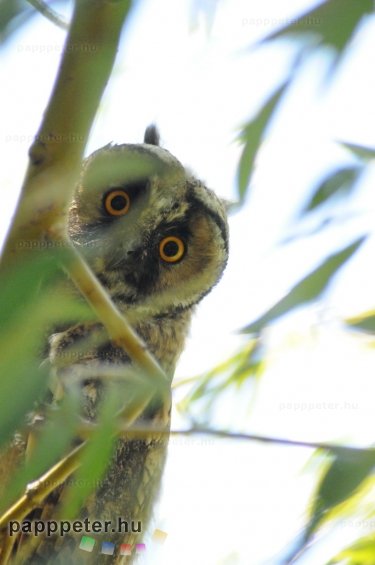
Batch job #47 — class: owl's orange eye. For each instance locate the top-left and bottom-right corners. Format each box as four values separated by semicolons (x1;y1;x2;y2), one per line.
104;189;130;216
159;236;185;263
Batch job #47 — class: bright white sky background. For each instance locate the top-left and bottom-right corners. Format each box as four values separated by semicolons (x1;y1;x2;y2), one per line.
1;0;375;563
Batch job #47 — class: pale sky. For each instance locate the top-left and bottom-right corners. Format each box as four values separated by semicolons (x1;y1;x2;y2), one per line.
1;0;375;563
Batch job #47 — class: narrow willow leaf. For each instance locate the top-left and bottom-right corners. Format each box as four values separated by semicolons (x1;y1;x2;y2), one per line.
0;256;57;446
307;448;375;539
0;357;48;449
302;165;362;214
1;393;80;512
285;448;375;564
346;310;375;333
0;250;63;329
59;390;121;519
39;287;96;326
237;80;289;200
328;535;375;564
0;267;95;449
339;140;375;161
242;237;365;334
261;0;373;56
179;340;262;414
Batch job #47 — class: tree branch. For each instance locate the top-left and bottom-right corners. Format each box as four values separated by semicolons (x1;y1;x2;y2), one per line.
167;427;374;454
26;0;69;30
66;243;167;383
0;0;132;267
75;423;374;454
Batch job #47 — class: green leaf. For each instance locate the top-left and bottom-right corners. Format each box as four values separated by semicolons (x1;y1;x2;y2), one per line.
0;354;48;449
346;310;375;334
59;390;121;519
287;448;375;564
0;393;80;512
339;140;375;161
242;237;365;334
302;165;362;214
0;249;94;447
179;340;263;418
237;80;289;199
329;535;375;564
261;0;373;56
0;250;62;330
307;448;375;539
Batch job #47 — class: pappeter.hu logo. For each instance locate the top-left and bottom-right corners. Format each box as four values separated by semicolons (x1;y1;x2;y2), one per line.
8;517;141;537
79;529;168;556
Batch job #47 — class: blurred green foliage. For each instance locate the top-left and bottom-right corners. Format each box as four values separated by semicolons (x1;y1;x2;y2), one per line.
301;165;363;214
190;1;375;563
261;0;373;63
298;448;375;558
179;340;264;420
237;79;289;200
242;237;365;335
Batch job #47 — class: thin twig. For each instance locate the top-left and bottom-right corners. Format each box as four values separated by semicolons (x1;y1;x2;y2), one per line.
78;424;374;454
26;0;69;30
169;428;374;453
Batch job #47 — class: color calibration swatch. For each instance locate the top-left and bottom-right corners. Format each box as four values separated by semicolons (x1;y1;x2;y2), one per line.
152;529;168;544
79;530;167;555
79;536;95;552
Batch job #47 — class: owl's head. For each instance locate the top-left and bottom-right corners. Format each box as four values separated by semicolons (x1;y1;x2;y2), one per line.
69;126;228;321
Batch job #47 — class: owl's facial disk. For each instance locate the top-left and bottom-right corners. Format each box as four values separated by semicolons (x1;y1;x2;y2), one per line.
69;145;228;320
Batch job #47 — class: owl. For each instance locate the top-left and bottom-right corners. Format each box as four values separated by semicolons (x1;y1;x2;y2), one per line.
1;126;228;564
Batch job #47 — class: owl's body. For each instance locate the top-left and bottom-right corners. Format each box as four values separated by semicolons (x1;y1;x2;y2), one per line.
1;127;228;564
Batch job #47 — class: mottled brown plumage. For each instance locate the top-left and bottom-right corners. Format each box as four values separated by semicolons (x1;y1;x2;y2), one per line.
3;126;228;564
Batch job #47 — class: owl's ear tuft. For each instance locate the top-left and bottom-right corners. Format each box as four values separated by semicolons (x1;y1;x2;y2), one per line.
144;124;160;146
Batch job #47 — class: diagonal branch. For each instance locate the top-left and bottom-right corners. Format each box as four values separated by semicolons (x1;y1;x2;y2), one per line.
26;0;69;30
0;0;132;267
66;243;167;383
